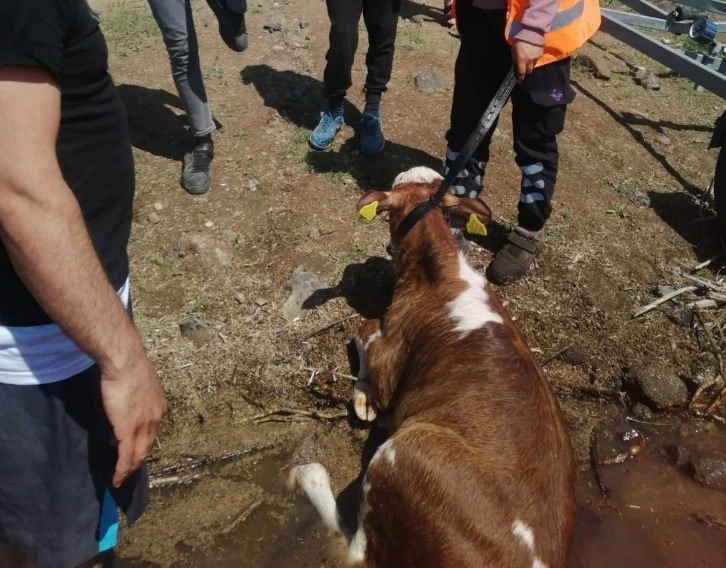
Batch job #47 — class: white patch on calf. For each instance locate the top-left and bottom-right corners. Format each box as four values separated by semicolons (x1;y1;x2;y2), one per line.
512;519;548;568
369;439;396;467
289;463;341;533
393;167;443;188
448;252;503;334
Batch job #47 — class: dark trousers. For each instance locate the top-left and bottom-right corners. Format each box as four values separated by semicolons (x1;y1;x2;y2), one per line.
322;0;401;105
445;2;574;232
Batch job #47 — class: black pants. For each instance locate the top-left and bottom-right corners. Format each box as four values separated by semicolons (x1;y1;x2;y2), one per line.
445;2;574;231
322;0;401;105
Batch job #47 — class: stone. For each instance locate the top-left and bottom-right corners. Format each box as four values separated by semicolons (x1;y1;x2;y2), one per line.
412;14;426;24
264;22;282;32
668;426;726;491
578;52;612;80
247;178;259;191
656;284;675;297
175;233;233;272
307;226;321;240
657;135;671;145
562;344;588;366
147;212;161;225
153;202;164;211
273;45;285;52
415;68;448;95
690;352;718;386
255;298;269;307
626;364;689;410
297;19;309;29
179;317;219;347
204;221;215;228
280;268;329;320
631;403;653;420
636;70;661;90
235;292;246;304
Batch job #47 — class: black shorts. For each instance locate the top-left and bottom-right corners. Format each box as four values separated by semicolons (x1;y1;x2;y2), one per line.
0;366;148;567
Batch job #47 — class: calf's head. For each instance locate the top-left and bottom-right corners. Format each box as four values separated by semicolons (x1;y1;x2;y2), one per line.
357;167;492;254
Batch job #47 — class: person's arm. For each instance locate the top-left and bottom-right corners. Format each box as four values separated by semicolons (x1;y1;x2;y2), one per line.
0;66;166;488
511;0;559;81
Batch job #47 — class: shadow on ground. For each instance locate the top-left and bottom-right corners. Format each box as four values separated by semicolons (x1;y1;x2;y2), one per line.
240;64;442;190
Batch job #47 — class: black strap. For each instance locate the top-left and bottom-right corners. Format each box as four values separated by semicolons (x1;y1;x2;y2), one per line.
394;67;517;243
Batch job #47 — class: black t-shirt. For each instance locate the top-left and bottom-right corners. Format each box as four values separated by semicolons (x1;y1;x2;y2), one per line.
0;0;134;326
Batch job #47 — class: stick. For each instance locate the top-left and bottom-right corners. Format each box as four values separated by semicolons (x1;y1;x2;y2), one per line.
686;299;720;310
251;408;348;423
679;272;725;293
689;375;723;410
148;443;275;478
541;343;574;366
149;473;203;489
697;312;726;415
589;428;610;499
707;384;726;415
632;286;697;318
301;314;359;341
599;437;645;465
303;366;357;382
692;513;726;530
552;385;625;402
223;500;263;534
693;253;724;272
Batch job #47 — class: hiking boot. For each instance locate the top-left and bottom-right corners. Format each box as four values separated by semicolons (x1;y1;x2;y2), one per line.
309;111;344;151
205;0;248;52
360;113;385;155
182;141;214;195
487;226;544;284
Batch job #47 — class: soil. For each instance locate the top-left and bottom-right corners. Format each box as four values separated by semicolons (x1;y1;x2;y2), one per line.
89;0;726;565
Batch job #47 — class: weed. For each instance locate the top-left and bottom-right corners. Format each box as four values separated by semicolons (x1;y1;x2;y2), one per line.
101;1;159;46
400;25;423;52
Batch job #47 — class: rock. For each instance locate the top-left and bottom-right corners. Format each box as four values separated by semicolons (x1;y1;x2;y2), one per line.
415;68;448;94
690;352;718;386
204;221;215;228
153;202;164;211
412;14;426;24
264;22;282;32
668;425;726;491
661;38;672;45
578;52;612;80
147;212;161;225
656;284;675;297
673;308;695;328
636;70;661;90
296;19;309;29
247;178;259;191
175;233;233;272
632;403;653;420
562;344;588;366
255;298;269;307
280;268;329;320
307;226;321;240
234;292;246;304
627;364;689;410
657;135;671;145
273;45;285;52
179;317;219;347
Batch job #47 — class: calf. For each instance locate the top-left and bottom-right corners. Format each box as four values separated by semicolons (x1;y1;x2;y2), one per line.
289;167;576;568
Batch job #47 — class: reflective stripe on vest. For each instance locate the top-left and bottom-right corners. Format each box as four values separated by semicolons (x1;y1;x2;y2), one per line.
508;0;585;37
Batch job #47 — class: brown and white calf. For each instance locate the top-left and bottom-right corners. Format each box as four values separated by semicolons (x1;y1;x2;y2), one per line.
289;167;576;568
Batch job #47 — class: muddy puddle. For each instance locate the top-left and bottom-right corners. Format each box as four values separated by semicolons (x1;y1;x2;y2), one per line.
119;417;726;567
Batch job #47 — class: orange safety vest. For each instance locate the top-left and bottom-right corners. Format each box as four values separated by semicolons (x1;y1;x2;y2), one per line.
451;0;601;68
507;0;601;66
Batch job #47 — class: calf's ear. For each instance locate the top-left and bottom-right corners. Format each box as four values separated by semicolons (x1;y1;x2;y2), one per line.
357;190;394;221
443;194;492;236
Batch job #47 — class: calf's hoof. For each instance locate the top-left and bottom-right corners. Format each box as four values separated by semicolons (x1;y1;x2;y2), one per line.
353;380;378;422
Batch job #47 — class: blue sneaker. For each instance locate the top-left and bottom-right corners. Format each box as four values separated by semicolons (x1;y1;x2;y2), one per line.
309;112;344;151
360;113;385;155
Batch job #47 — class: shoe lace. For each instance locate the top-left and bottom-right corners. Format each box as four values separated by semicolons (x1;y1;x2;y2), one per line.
192;146;213;172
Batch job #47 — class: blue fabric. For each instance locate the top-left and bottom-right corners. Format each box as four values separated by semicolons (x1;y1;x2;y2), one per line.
309;111;344;150
360;113;385;155
98;488;119;553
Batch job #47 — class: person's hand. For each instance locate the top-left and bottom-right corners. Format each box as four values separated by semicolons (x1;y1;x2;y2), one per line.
512;40;544;82
101;352;167;488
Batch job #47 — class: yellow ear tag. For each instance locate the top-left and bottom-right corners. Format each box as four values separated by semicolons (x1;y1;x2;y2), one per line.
466;214;488;236
359;201;379;222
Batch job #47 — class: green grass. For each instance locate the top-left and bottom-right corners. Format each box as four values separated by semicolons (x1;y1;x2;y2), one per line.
399;24;423;52
101;1;159;46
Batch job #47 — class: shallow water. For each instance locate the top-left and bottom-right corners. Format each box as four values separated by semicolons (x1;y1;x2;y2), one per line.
120;418;726;567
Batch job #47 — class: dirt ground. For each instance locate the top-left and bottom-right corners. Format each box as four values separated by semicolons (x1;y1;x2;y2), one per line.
88;0;726;565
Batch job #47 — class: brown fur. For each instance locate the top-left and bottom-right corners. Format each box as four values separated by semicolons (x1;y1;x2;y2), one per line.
353;181;577;568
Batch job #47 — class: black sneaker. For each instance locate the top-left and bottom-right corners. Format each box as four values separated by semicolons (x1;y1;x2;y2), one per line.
204;0;248;52
182;142;214;195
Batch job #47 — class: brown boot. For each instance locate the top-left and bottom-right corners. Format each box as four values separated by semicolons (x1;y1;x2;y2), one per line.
487;226;544;284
